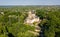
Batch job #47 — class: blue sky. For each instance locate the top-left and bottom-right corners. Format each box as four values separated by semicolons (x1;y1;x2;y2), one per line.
0;0;60;5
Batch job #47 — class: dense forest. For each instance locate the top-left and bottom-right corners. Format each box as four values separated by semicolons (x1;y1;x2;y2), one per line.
0;6;60;37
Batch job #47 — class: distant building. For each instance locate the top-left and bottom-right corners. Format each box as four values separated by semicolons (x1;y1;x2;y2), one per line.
0;12;4;15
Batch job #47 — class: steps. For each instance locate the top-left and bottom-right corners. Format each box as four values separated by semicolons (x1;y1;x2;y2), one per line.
28;25;41;36
28;30;39;35
35;26;41;32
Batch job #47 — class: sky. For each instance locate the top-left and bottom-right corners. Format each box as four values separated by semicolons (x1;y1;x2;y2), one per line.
0;0;60;5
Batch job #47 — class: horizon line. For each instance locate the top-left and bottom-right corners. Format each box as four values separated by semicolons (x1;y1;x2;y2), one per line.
0;4;60;6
